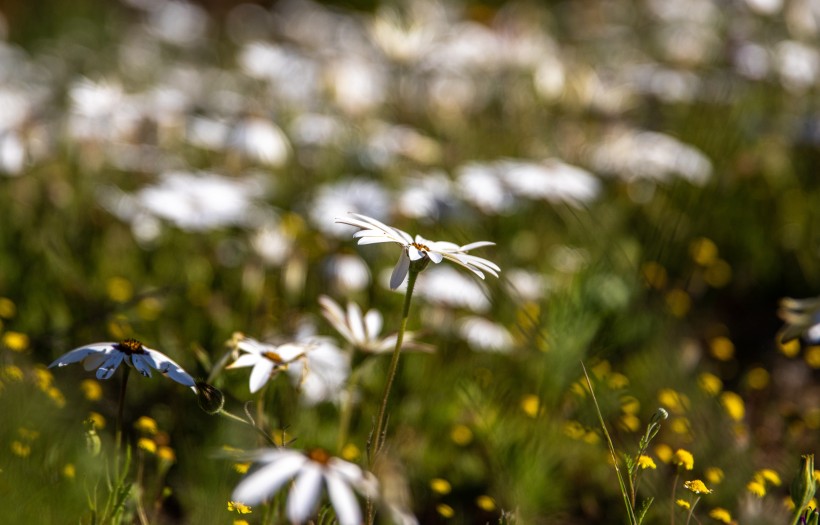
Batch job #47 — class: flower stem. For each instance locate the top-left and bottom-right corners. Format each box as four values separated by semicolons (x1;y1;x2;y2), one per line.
115;365;131;471
365;267;419;525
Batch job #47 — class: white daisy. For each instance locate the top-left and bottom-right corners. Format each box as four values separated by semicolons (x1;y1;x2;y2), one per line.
48;339;196;387
335;213;499;290
232;447;378;525
227;336;350;401
319;295;432;354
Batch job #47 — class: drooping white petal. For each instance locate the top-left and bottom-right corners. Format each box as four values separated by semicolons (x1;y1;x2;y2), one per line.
237;338;270;355
325;470;362;525
48;343;112;368
276;343;308;362
390;250;411;290
249;358;276;393
426;250;444;264
129;354;153;377
143;348;196;387
406;245;424;261
232;452;307;506
347;302;366;344
286;462;324;524
355;235;402;246
83;350;113;372
363;309;382;341
96;352;125;380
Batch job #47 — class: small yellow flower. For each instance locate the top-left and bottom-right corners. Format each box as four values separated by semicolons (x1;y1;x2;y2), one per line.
521;394;541;418
476;495;496;512
436;504;454;518
655;443;673;463
638;455;657;470
430;478;452;495
758;468;781;486
450;424;473;446
676;499;691;510
704;260;732;288
747;367;770;389
607;372;629;389
63;464;76;479
709;507;733;523
698;373;723;396
805;347;820;369
234;462;250;474
233;521;250;525
620;414;641;432
620;396;640;415
709;337;735;361
563;421;587;440
0;297;16;318
3;331;29;352
673;449;695;470
47;387;66;408
11;440;31;457
137;438;157;454
33;367;54;391
158;446;176;463
1;364;23;382
658;389;689;414
341;443;360;461
684;479;713;494
227;501;252;514
665;289;691;317
779;338;801;357
747;479;766;497
134;416;158;435
690;237;718;266
720;392;745;422
80;379;103;401
87;412;106;430
106;277;134;303
705;467;725;484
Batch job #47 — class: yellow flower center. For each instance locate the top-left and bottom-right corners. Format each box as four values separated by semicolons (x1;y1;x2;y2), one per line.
411;242;430;253
118;339;145;355
263;351;284;363
307;448;331;465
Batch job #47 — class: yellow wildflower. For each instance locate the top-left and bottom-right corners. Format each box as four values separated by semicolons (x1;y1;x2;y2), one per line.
80;379;103;401
137;438;157;454
747;480;766;497
673;449;695;470
607;372;629;389
33;367;54;391
690;237;718;266
665;289;691;317
655;443;673;463
758;469;781;486
747;367;770;389
698;373;723;396
87;412;106;430
476;495;496;512
684;479;713;494
705;467;725;484
234;462;250;474
47;387;66;408
521;394;541;418
709;507;732;523
638;455;657;470
11;441;30;457
709;337;735;361
620;396;640;415
779;338;801;357
430;478;452;495
0;297;16;318
233;521;250;525
106;277;133;303
620;414;641;432
658;388;689;414
63;463;76;479
805;347;820;369
158;446;176;463
720;392;745;422
3;331;29;352
436;504;454;518
450;424;473;446
564;421;587;440
676;499;691;510
134;416;158;435
341;443;360;461
227;501;252;514
1;364;23;382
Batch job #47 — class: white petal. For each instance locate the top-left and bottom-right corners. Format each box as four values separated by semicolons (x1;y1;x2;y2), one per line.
325;470;362;525
249;358;276;393
237;338;271;355
277;343;308;362
319;296;356;344
390;251;411;290
406;245;424;261
83;351;113;372
458;240;495;251
143;348;196;387
363;309;382;341
130;354;153;377
228;353;261;369
48;343;112;368
355;235;401;246
96;352;125;380
347;302;366;344
286;463;324;524
426;251;444;264
232;452;307;506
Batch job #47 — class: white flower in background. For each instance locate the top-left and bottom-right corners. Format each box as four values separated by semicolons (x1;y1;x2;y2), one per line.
410;265;491;312
778;296;820;345
499;159;601;206
114;170;268;232
336;213;499;290
319;295;432;354
228;336;349;402
147;0;209;47
232;447;377;525
324;253;371;294
68;78;141;142
456;316;515;353
49;339;196;387
310;179;391;238
505;268;550;303
397;171;455;221
229;116;291;167
251;222;293;267
456;162;515;214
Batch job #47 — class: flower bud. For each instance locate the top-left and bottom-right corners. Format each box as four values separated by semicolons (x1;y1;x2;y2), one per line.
196;381;225;415
791;454;817;511
84;418;102;457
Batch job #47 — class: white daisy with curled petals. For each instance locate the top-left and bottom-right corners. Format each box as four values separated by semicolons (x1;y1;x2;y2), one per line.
232;447;378;525
226;338;309;394
334;213;499;289
48;338;196;387
319;295;433;354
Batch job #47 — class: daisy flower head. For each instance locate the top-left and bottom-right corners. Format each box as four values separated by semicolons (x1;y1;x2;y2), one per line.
335;213;499;290
319;295;433;354
226;337;310;394
232;447;378;525
48;339;196;388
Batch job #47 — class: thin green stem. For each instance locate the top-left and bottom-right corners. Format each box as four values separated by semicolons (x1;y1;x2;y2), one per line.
114;365;131;475
685;495;700;525
670;471;680;525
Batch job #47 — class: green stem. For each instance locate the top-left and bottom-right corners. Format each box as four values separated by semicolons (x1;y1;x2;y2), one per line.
670;471;680;525
685;496;700;525
115;366;131;474
365;267;419;525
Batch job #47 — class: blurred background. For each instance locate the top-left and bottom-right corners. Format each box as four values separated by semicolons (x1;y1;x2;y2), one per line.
0;0;819;523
